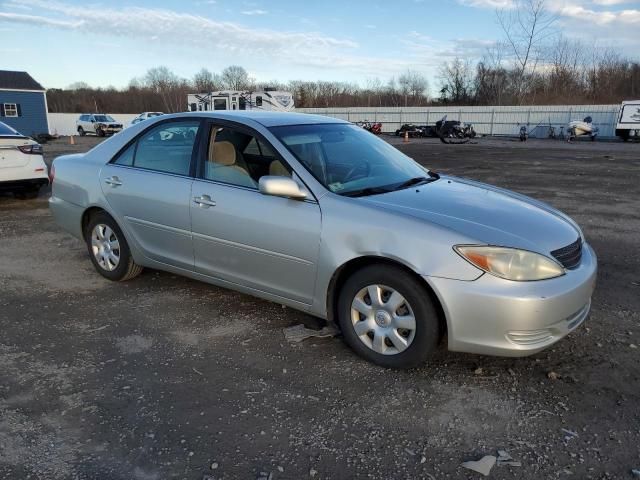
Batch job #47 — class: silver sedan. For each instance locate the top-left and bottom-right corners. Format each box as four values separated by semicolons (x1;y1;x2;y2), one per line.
49;112;597;368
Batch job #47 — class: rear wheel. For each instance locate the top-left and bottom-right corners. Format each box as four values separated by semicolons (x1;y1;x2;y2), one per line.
77;126;85;136
85;212;143;281
337;264;440;368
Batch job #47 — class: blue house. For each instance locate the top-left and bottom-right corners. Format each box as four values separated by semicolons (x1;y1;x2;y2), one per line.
0;70;49;137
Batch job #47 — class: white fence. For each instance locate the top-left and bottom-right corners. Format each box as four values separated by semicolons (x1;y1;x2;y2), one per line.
48;113;138;136
47;105;621;137
298;105;621;138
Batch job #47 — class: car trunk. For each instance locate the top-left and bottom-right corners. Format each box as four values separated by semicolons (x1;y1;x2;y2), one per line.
0;137;32;169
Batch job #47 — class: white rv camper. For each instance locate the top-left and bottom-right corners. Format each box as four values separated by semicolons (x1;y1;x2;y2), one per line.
615;100;640;141
187;89;294;113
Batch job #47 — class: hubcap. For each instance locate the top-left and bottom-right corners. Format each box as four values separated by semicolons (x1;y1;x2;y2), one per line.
91;224;120;271
350;284;416;356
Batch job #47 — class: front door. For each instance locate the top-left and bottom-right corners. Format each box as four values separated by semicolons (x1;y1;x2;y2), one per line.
100;119;202;270
190;122;321;304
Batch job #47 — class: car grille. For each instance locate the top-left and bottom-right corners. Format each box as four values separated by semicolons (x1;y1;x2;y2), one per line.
551;238;582;269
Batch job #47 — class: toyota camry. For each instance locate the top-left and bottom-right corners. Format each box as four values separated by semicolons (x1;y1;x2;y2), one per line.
49;112;597;368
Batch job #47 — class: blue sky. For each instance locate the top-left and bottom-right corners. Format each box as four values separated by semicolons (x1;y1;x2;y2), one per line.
1;0;638;91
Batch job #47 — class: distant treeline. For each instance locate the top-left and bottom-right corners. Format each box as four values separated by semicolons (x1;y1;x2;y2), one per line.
47;52;640;114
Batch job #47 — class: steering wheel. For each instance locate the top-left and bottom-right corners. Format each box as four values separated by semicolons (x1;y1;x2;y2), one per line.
343;161;371;183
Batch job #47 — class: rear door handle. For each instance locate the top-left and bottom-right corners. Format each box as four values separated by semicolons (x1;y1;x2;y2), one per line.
104;176;123;187
193;195;216;207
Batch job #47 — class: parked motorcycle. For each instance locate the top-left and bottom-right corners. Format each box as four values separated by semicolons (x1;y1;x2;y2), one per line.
519;125;528;142
435;116;476;143
356;120;383;135
395;123;426;138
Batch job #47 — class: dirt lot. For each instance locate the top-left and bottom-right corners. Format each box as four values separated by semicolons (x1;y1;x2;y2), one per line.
1;135;639;479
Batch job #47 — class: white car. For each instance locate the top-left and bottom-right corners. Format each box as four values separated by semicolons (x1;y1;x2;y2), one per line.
0;121;48;199
130;112;164;127
76;114;123;137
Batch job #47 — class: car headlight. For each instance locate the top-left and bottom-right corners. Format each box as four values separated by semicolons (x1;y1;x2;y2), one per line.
454;245;565;281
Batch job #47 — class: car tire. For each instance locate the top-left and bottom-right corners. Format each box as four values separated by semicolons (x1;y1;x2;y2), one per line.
96;128;105;137
78;127;85;136
85;211;143;282
337;264;440;369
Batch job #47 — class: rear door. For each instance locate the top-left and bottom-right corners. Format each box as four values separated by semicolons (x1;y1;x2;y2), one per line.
100;119;202;270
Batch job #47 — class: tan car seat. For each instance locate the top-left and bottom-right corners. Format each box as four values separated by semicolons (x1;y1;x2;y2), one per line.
207;139;257;188
269;160;290;177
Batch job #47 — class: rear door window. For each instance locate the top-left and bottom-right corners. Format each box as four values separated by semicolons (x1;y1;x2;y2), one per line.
112;120;200;176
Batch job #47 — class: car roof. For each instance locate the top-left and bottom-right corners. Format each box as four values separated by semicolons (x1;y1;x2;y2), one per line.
166;111;348;128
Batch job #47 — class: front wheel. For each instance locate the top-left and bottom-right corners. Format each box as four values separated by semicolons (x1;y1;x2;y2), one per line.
85;212;143;281
338;265;441;368
96;128;105;137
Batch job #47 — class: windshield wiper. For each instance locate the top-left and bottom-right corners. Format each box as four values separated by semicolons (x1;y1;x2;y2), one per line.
341;171;440;198
341;186;392;198
392;175;437;191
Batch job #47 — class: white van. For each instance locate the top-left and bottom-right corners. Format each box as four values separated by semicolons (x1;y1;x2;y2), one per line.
615;100;640;141
187;90;294;113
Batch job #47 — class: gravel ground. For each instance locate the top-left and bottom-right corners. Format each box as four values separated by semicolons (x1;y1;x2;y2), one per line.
0;135;639;479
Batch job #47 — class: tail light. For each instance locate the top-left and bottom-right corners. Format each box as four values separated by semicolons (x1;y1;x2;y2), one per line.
49;163;55;184
18;144;43;155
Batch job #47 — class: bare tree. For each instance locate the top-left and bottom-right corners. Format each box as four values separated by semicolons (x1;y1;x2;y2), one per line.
398;70;429;106
438;58;474;104
142;66;189;112
67;81;91;90
192;68;222;92
497;0;557;103
221;65;250;90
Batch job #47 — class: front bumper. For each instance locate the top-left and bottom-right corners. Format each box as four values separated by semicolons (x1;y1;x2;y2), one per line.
427;243;597;357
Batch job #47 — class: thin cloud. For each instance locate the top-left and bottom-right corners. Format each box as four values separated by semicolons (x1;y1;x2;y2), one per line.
554;4;640;24
592;0;636;4
241;9;267;15
0;11;82;28
0;0;358;55
458;0;514;8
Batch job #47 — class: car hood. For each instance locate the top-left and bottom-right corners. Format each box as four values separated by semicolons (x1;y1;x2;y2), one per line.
361;175;581;254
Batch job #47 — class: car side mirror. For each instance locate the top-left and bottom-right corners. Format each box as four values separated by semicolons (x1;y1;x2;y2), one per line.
259;176;307;200
90;119;95;123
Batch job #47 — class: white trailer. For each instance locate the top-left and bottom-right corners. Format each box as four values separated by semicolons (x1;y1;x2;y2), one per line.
615;100;640;141
187;90;294;113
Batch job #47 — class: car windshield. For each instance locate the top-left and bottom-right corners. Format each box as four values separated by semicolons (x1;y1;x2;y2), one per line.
270;123;433;196
0;121;21;136
94;115;115;122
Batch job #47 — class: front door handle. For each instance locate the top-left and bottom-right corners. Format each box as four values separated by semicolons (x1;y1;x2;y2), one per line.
193;195;216;207
104;176;123;187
